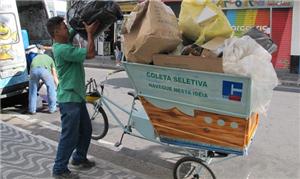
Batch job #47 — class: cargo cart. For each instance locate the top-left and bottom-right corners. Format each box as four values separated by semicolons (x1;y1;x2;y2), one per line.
86;62;259;179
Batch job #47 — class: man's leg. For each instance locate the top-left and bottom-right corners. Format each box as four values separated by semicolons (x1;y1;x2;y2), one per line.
28;68;40;113
53;102;81;175
72;102;92;163
40;69;57;112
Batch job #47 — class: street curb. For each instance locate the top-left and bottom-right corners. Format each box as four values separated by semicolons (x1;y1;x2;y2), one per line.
274;85;300;93
279;80;300;87
84;63;123;70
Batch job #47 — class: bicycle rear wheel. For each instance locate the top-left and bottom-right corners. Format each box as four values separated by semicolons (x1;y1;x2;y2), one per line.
86;102;109;140
173;157;216;179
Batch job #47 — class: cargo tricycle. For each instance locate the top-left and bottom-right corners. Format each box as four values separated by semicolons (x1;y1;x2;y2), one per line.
86;62;259;179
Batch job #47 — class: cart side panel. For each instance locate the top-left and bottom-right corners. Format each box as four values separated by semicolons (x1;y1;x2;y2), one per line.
123;62;252;118
140;97;259;153
245;113;259;145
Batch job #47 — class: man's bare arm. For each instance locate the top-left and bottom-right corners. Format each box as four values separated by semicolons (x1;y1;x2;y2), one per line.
83;21;100;59
51;67;59;86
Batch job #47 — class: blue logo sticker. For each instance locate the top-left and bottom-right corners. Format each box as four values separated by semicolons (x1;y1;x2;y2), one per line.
222;81;243;101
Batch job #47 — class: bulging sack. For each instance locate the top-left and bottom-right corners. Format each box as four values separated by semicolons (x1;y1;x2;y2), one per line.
122;0;182;64
223;36;278;115
178;0;233;45
244;27;278;54
67;0;123;39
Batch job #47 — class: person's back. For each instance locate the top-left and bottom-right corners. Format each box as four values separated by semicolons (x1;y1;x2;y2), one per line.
31;54;55;72
52;40;87;103
28;54;58;114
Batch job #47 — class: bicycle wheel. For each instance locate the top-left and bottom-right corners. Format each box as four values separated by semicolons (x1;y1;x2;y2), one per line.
86;102;109;140
173;157;216;179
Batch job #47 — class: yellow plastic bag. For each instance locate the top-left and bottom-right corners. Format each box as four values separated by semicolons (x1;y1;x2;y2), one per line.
179;0;233;45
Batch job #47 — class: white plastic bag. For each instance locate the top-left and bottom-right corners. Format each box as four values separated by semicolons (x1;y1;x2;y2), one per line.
223;36;278;115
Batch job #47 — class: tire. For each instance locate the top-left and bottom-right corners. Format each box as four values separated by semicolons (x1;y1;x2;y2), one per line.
86;102;109;140
1;92;28;109
173;157;216;179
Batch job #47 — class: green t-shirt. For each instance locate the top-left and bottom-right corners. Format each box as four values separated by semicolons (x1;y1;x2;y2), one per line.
30;54;55;73
52;41;87;103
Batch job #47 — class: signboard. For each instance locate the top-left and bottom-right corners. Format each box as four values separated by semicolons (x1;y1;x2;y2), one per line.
225;9;270;36
220;0;293;9
124;62;252;118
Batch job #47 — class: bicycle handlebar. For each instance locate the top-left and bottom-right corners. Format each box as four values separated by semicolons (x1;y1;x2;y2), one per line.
108;69;125;76
86;68;125;95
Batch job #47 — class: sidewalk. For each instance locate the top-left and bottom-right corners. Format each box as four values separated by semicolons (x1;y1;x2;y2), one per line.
0;118;149;179
85;55;300;89
276;69;300;87
84;55;122;70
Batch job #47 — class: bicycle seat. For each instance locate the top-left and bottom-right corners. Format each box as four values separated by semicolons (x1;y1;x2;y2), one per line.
127;91;139;100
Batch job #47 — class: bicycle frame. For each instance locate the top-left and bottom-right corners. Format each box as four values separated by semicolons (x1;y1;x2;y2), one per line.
97;90;159;143
97;92;239;165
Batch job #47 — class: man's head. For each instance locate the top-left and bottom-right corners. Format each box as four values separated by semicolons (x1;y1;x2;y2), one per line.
46;16;68;42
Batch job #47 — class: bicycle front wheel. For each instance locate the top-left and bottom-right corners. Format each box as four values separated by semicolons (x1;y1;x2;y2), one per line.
173;157;216;179
86;102;109;140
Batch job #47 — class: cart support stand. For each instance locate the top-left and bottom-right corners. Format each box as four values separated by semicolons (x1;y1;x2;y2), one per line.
115;132;125;147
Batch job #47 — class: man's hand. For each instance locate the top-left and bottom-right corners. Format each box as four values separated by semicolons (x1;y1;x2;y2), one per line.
83;21;100;36
83;21;100;59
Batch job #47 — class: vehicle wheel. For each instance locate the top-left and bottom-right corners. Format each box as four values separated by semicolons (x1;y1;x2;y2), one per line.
86;102;109;140
173;157;216;179
1;92;28;109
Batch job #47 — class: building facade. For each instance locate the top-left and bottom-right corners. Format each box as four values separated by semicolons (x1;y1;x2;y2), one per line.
220;0;296;72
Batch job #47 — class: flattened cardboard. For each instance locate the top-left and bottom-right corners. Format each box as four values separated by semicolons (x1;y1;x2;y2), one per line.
153;54;223;73
201;37;226;50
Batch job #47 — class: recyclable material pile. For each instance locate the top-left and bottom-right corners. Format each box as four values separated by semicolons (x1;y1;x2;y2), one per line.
122;0;278;115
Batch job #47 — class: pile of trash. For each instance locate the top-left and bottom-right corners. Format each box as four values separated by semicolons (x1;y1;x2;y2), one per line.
67;0;123;40
122;0;278;115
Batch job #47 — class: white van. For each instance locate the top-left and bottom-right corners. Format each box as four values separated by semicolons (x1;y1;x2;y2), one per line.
0;0;51;108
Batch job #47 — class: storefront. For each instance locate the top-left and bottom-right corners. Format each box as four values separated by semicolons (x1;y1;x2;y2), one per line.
95;1;137;56
290;1;300;74
220;0;294;70
90;1;138;57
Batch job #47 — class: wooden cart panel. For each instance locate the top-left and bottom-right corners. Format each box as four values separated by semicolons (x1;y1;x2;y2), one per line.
141;97;259;155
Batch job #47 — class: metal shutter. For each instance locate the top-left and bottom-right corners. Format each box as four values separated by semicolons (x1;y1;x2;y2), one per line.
271;8;292;69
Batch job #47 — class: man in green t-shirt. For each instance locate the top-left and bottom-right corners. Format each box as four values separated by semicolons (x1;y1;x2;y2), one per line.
28;53;58;114
46;16;99;179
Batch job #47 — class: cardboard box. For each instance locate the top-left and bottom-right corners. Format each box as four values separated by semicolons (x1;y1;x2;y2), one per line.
122;0;181;64
153;54;223;73
201;37;226;57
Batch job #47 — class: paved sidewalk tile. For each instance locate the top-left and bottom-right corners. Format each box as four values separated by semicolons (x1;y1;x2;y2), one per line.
0;122;145;179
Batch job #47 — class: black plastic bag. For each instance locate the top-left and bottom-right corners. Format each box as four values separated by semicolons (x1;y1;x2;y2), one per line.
244;27;277;54
67;0;123;39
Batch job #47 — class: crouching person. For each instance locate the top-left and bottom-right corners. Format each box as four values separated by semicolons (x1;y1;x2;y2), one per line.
28;53;58;114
